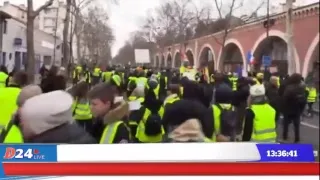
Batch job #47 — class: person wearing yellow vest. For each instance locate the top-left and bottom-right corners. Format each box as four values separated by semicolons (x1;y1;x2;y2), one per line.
306;85;317;117
128;86;145;139
88;83;131;144
71;82;93;131
147;75;160;100
127;74;137;97
84;69;92;87
72;67;81;85
242;85;277;142
110;73;123;95
0;84;41;143
253;72;264;85
163;84;181;107
0;71;28;128
210;82;238;142
135;88;165;143
92;67;101;86
102;68;114;83
0;65;9;88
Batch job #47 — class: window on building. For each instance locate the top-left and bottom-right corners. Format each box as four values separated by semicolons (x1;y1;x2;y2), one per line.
3;20;7;34
1;52;6;66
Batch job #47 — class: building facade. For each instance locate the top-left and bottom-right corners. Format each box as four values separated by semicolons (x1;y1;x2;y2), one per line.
0;3;62;72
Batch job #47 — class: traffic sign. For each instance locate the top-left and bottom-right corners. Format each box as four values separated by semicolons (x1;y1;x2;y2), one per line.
262;56;271;67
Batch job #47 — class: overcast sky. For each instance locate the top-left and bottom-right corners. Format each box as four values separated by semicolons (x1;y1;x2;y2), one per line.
1;0;318;57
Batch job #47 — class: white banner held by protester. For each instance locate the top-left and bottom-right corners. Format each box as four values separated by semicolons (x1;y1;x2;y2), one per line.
134;49;150;64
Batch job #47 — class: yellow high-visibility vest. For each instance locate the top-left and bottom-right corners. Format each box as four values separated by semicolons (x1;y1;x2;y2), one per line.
0;72;8;88
250;104;277;142
72;98;92;120
99;121;124;144
0;87;21;126
135;107;165;143
306;87;317;103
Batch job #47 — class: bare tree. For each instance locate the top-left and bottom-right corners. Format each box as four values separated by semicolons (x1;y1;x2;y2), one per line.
62;0;72;69
26;0;54;82
213;0;264;69
81;6;114;66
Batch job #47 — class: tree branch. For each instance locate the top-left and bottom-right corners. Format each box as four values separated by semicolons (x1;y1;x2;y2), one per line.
214;0;223;19
33;0;54;17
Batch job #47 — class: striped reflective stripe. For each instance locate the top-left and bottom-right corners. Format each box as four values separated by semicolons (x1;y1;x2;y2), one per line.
254;128;275;134
102;124;115;144
251;138;276;142
101;122;123;144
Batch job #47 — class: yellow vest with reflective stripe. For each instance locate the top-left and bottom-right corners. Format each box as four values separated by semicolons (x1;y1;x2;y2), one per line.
128;96;144;103
229;77;238;91
250;104;277;142
211;104;232;142
99;121;124;144
137;77;148;88
135;107;165;143
72;99;92;120
164;95;180;106
0;72;8;88
112;74;121;87
306;87;317;103
104;71;113;83
253;78;261;85
1;123;24;143
0;87;21;126
85;72;91;83
92;68;101;77
147;84;160;99
276;77;280;87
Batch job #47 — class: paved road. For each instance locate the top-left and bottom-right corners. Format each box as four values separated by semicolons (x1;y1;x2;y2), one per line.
277;113;319;160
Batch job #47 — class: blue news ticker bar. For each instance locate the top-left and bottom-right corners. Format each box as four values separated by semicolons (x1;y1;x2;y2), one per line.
256;144;315;162
0;145;57;162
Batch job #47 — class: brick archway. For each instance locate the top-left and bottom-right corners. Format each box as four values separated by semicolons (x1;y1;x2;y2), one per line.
185;48;194;66
173;50;181;68
217;38;246;70
251;29;301;74
166;52;173;68
197;43;216;69
302;33;319;77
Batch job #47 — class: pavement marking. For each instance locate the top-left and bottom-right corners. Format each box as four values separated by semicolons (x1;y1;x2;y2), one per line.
301;121;319;129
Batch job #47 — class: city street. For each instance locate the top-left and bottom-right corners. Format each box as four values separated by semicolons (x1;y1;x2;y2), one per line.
277;113;319;160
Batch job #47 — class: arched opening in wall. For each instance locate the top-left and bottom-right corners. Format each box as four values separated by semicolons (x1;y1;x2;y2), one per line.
221;43;243;73
186;50;194;66
306;43;319;90
161;55;165;67
199;47;215;74
253;36;288;76
174;52;181;68
167;53;172;68
155;56;160;67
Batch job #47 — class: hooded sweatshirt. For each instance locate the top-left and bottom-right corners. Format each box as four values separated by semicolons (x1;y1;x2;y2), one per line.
21;90;96;143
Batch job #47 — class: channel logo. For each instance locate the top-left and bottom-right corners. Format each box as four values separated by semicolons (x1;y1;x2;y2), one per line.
3;147;45;160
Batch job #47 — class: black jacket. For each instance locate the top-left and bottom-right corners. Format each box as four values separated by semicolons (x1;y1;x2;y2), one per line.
265;83;281;112
26;123;96;143
282;83;307;116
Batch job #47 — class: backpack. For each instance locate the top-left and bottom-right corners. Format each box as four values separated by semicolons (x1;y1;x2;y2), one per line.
216;104;237;141
144;111;162;136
